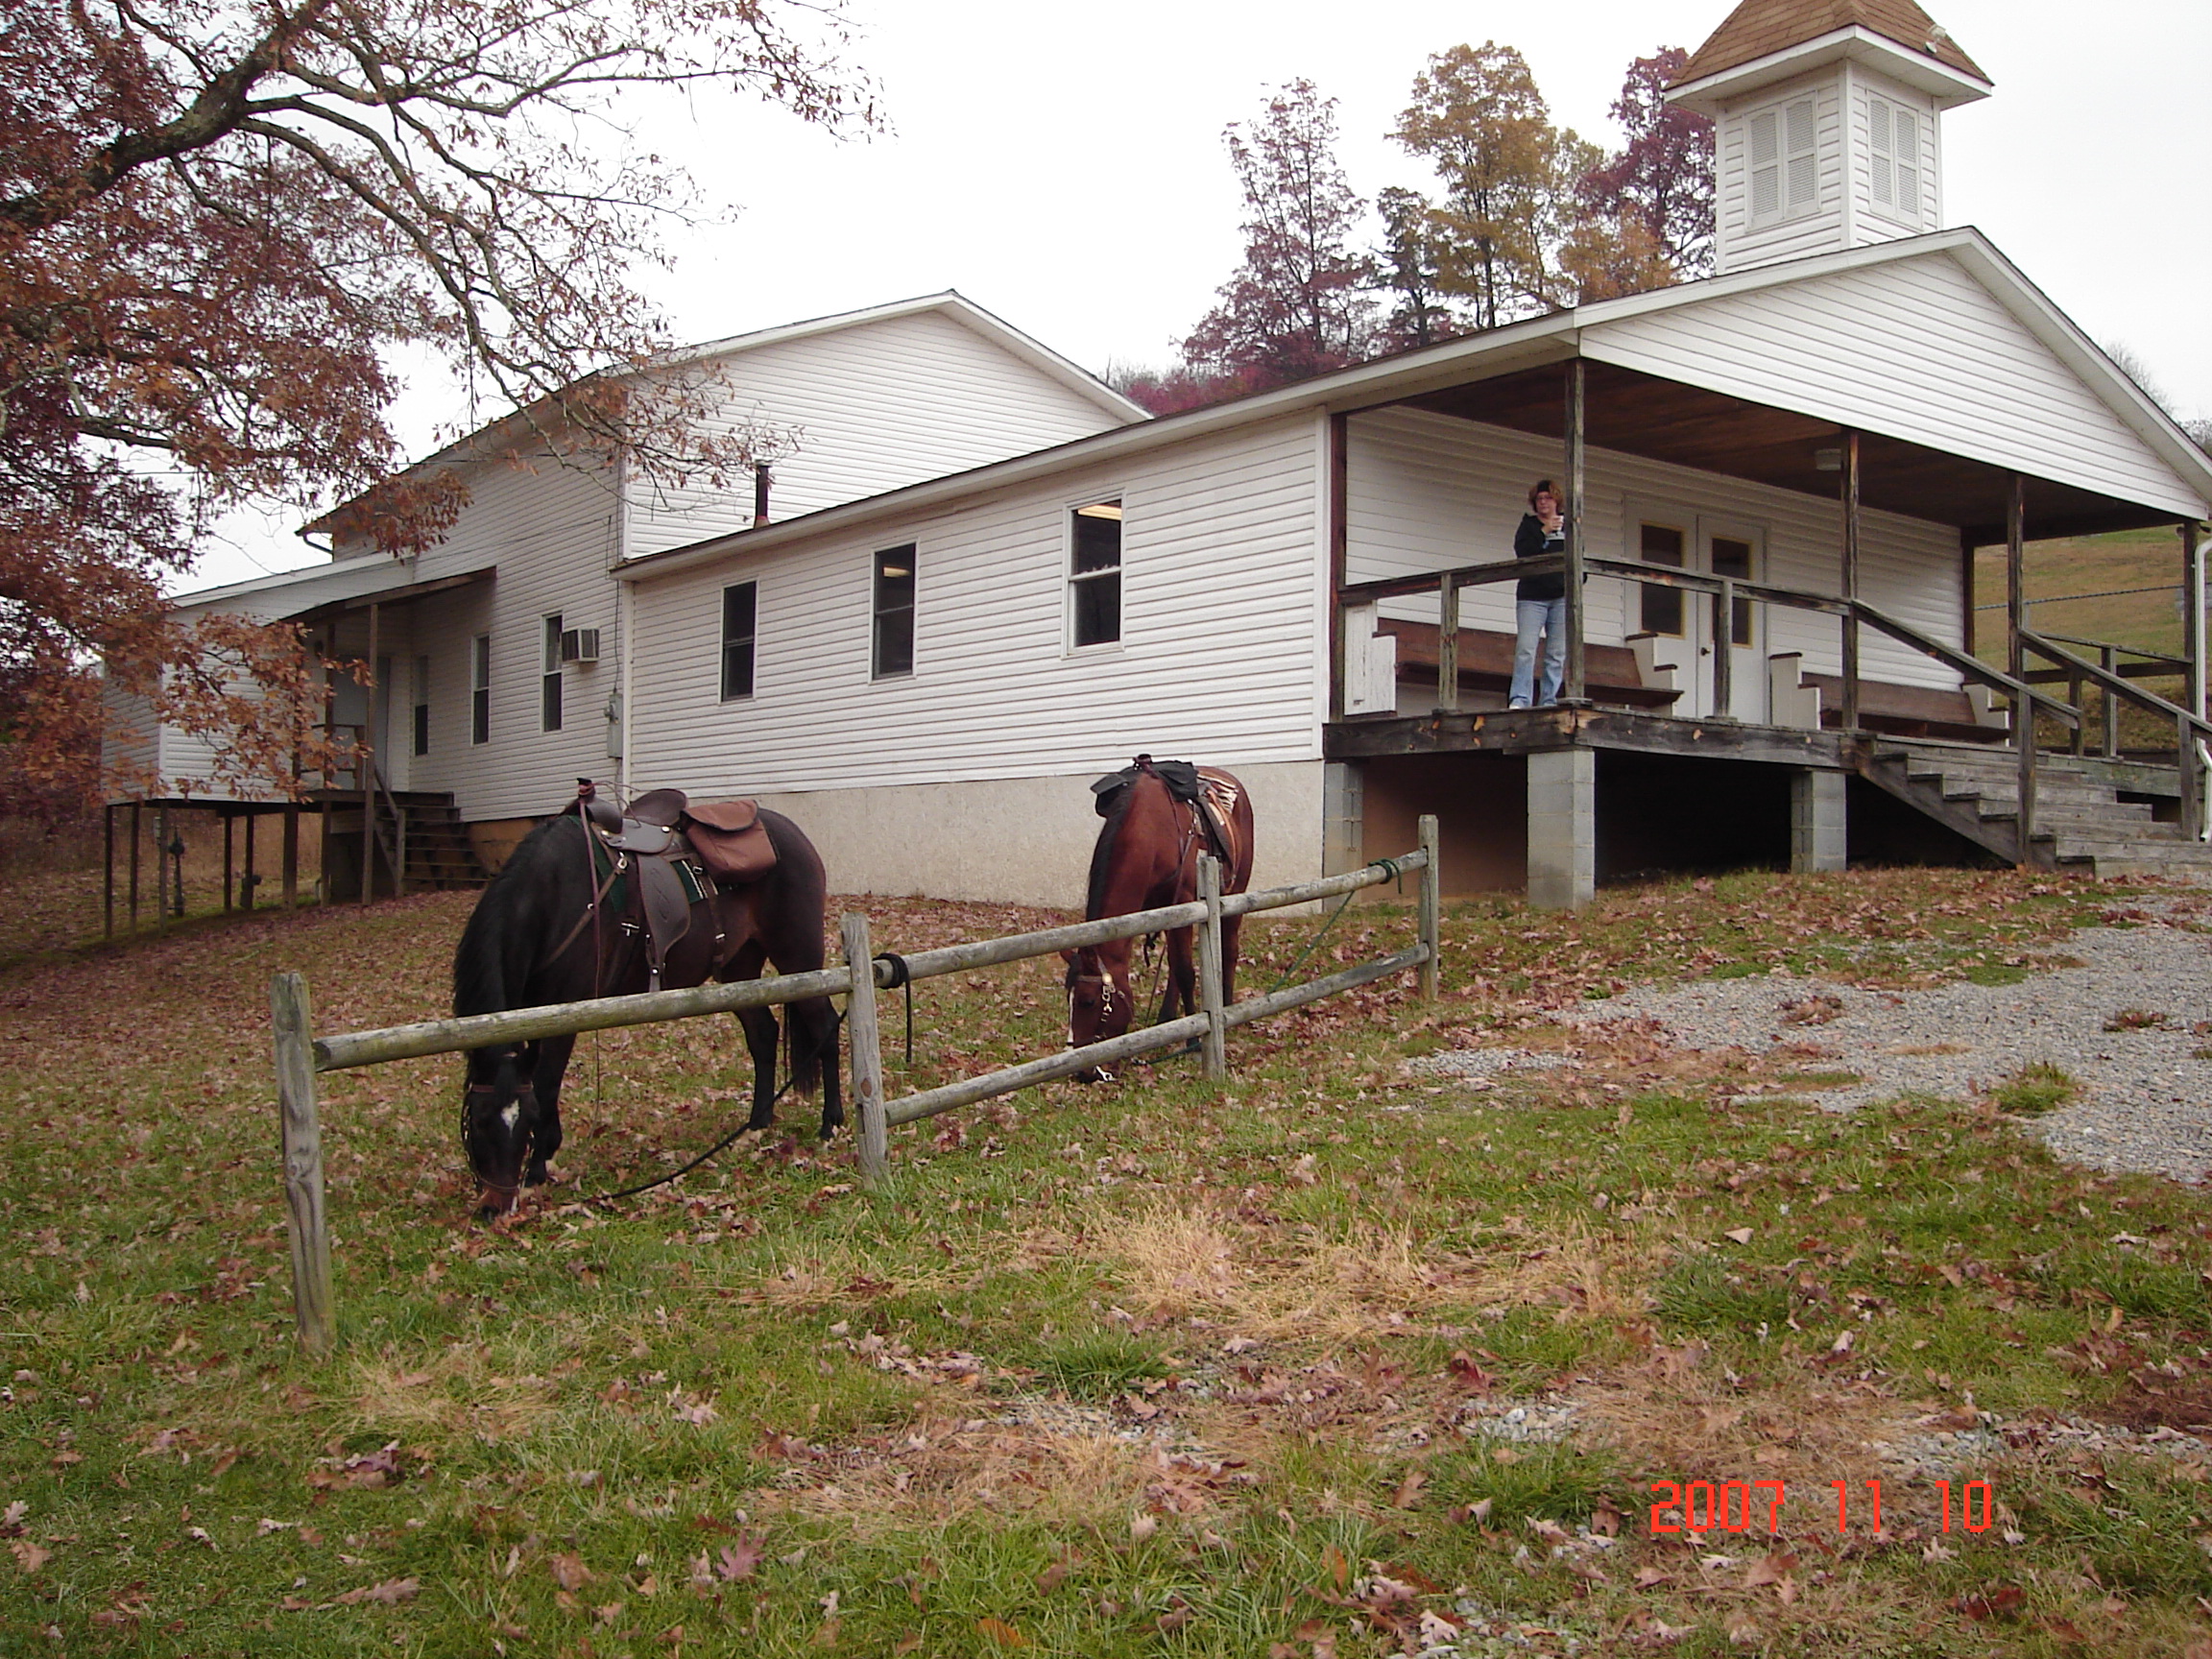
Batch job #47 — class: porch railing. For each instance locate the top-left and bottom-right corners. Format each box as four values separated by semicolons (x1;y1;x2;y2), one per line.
1334;552;2212;851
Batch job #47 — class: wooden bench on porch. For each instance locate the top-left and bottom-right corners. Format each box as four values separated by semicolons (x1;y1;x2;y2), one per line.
1377;619;1684;710
1769;652;2008;744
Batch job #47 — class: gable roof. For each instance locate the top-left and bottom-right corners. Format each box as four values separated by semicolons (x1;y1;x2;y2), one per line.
301;292;1145;539
617;228;2210;585
1675;0;1988;85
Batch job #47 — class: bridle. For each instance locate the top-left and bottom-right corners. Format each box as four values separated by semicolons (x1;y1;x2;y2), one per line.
461;1049;537;1198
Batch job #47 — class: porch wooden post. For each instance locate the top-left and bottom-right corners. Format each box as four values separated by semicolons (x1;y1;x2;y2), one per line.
2008;478;2036;858
245;812;259;913
2068;666;2085;757
840;913;888;1185
2184;520;2204;722
1561;359;1587;704
2005;475;2027;683
128;801;141;932
103;805;115;941
361;604;379;905
282;805;300;908
1839;430;1862;733
1195;854;1228;1082
2178;711;2202;844
1960;531;1978;658
1435;574;1460;712
223;814;235;911
155;805;170;933
1417;814;1441;1001
1713;578;1735;718
1328;412;1350;723
2101;646;2120;758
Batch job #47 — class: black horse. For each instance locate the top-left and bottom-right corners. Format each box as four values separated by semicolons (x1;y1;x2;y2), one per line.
451;805;842;1216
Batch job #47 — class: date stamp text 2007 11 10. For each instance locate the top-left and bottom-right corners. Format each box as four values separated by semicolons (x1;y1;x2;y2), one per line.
1648;1479;1996;1535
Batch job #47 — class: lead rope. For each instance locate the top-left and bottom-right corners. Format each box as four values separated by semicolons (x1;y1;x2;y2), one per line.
1264;856;1402;996
570;1007;847;1209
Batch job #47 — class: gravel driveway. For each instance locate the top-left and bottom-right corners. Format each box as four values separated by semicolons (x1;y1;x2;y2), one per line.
1424;902;2212;1186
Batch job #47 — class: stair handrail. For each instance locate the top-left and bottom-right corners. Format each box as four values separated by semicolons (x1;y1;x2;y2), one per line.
1853;601;2080;726
2021;627;2210;841
2019;629;2212;737
2031;631;2190;673
365;759;408;894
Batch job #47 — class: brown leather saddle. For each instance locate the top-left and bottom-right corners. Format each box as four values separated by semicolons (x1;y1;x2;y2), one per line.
567;781;779;991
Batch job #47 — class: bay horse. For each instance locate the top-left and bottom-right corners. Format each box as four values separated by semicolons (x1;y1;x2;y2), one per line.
451;795;841;1217
1063;756;1256;1079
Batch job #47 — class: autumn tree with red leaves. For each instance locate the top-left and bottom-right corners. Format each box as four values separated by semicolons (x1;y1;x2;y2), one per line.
1;0;870;805
1180;80;1377;391
1574;47;1716;295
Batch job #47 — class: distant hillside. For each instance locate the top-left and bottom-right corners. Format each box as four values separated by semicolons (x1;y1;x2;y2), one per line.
1972;528;2197;665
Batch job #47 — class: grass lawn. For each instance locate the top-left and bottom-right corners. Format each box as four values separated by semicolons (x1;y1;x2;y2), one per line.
4;867;2211;1656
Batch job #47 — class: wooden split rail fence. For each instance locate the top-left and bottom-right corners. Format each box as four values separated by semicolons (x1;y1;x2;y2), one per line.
271;818;1441;1352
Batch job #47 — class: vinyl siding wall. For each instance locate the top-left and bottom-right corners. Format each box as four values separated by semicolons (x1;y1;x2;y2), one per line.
623;311;1132;557
626;416;1327;798
1714;70;1847;274
393;455;624;822
1347;405;1963;708
1582;252;2204;517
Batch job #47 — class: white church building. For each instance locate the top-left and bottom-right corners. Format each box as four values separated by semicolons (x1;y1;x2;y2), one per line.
114;0;2212;912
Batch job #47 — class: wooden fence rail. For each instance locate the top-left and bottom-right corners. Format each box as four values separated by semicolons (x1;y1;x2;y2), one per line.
269;818;1442;1350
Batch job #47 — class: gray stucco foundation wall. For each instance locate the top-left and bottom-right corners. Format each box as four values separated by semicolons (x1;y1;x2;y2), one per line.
748;760;1328;909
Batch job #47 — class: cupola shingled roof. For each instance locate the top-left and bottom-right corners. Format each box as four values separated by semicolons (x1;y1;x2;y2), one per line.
1671;0;1989;88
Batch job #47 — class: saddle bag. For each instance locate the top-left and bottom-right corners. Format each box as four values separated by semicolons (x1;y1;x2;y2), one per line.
681;799;778;883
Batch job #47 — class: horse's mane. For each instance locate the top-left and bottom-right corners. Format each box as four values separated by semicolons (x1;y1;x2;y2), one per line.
452;813;575;1018
1084;772;1146;920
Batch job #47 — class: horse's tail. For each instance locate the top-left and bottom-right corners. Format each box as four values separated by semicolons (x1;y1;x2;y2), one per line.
758;808;836;1096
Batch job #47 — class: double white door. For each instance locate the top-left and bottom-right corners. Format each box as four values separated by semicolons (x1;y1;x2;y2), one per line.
1630;514;1764;719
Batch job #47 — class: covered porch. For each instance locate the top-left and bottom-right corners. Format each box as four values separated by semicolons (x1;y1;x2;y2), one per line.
1323;354;2210;906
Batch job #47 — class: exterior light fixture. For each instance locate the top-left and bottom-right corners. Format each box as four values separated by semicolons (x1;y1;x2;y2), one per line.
1813;446;1844;472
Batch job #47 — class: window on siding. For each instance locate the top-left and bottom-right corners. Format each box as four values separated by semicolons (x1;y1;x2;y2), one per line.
541;613;564;732
720;581;757;701
1638;522;1688;637
412;655;431;757
872;545;915;680
1868;95;1921;225
470;634;491;745
1070;499;1122;647
1748;96;1817;225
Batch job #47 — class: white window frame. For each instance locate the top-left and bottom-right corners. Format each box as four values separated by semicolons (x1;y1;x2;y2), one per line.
1745;94;1819;228
1866;93;1924;227
719;581;757;702
871;544;916;682
1065;495;1124;653
541;613;564;733
469;634;491;746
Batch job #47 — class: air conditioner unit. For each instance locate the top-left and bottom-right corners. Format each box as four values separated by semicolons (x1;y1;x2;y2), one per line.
559;628;601;665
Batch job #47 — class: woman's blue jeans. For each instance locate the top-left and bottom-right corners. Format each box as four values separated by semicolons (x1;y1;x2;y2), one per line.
1510;596;1567;707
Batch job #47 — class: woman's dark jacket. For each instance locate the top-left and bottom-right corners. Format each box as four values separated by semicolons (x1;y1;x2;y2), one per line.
1514;513;1569;601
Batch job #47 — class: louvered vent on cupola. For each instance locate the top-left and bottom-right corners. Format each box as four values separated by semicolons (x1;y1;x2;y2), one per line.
1665;0;1990;274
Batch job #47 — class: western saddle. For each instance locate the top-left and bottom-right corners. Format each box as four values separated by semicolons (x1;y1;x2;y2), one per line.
567;780;779;991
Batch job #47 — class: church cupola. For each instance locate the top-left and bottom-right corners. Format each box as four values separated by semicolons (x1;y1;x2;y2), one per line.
1666;0;1992;275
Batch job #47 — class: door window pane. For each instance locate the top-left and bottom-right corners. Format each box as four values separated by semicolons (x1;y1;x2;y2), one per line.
1639;523;1686;637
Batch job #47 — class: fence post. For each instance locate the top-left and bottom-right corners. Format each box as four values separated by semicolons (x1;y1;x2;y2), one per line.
1196;855;1228;1081
1417;814;1441;1000
841;913;888;1184
271;971;334;1356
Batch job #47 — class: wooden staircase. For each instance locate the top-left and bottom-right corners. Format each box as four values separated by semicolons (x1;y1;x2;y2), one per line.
1857;738;2212;878
391;792;491;891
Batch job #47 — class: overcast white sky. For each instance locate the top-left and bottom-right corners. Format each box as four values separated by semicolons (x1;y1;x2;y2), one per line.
189;0;2212;591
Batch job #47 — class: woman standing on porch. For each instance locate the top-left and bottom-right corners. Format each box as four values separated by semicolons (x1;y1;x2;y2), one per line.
1510;480;1569;709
